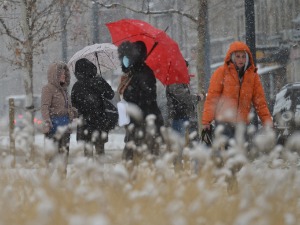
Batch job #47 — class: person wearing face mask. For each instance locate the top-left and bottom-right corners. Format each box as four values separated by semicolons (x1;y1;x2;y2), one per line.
117;41;164;161
202;41;273;146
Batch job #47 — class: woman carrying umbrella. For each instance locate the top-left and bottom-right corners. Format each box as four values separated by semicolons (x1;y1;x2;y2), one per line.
71;58;116;157
117;41;164;161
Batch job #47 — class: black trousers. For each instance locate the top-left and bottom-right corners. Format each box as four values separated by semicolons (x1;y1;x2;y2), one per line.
46;131;70;155
122;122;160;160
77;125;108;156
215;121;251;149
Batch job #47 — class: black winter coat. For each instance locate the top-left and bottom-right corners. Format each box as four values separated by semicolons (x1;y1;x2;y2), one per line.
166;83;198;120
71;76;114;132
123;63;164;128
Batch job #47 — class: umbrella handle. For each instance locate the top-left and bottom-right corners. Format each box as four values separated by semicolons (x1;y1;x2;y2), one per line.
146;42;158;59
94;52;102;76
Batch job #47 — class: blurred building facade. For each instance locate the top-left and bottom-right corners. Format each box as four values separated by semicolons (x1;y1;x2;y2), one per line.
207;0;300;108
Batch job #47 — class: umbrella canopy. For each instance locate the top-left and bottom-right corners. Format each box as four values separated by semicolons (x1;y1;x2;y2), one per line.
106;19;189;85
68;43;120;75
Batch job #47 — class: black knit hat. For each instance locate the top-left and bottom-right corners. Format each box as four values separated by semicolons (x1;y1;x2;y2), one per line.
74;58;97;80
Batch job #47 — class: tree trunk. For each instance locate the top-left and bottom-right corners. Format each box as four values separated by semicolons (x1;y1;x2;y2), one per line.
21;0;34;112
61;1;68;62
196;0;208;134
245;0;258;128
21;0;35;156
24;47;35;124
24;41;36;160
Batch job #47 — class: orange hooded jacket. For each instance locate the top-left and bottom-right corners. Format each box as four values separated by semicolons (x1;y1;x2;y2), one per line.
202;41;272;126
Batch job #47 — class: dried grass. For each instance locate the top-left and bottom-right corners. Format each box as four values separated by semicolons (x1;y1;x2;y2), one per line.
0;149;299;225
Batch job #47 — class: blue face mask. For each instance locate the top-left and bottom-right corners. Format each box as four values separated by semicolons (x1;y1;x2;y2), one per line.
122;56;130;68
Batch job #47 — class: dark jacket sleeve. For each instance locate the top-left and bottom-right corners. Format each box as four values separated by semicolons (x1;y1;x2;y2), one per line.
167;84;198;105
137;69;157;107
91;76;115;100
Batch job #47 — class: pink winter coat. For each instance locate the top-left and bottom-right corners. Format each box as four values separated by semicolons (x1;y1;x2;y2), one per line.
41;62;77;133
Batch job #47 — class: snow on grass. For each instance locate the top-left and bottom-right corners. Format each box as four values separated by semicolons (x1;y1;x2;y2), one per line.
0;128;299;225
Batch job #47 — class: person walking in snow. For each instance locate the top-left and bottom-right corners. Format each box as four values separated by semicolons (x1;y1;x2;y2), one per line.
166;60;204;136
117;41;164;161
71;58;116;157
165;60;205;170
201;41;273;194
202;41;273;145
41;61;77;173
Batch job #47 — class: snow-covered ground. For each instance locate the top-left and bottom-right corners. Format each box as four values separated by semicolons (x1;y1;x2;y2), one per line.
0;130;126;152
0;129;126;166
0;126;300;224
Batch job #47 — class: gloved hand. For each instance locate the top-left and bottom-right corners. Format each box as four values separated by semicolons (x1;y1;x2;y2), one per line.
201;123;213;146
201;91;206;100
197;92;206;101
202;124;211;131
43;120;52;134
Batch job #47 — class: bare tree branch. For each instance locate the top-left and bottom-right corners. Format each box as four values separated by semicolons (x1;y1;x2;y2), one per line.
0;0;80;100
97;2;198;23
33;30;62;48
0;17;24;43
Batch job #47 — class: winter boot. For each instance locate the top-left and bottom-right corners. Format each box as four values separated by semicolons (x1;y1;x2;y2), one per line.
95;142;105;155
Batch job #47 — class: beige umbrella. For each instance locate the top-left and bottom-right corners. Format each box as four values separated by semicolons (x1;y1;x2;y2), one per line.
68;43;120;75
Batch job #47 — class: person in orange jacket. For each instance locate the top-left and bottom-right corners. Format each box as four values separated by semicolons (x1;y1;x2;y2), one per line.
202;41;273;146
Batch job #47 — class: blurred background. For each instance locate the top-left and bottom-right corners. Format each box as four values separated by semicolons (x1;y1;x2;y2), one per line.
0;0;299;132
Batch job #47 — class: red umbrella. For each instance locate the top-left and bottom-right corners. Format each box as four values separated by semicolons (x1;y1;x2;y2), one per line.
106;19;189;85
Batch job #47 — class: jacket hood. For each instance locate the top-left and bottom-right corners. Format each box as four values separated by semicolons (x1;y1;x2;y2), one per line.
118;41;147;72
47;62;70;88
75;58;97;81
224;41;255;70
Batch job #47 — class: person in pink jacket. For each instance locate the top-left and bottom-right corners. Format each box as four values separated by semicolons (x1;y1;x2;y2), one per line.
41;61;77;169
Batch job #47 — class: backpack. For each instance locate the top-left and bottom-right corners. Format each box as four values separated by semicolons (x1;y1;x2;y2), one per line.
102;98;118;131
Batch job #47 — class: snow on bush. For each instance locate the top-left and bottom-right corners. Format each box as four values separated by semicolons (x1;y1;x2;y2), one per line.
0;124;299;225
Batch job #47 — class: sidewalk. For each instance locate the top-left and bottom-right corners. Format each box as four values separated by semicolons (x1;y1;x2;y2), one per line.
0;130;126;155
0;130;126;166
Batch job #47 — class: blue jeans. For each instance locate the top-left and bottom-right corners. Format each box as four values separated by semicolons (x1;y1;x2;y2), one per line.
49;115;70;136
172;118;189;136
46;115;70;159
